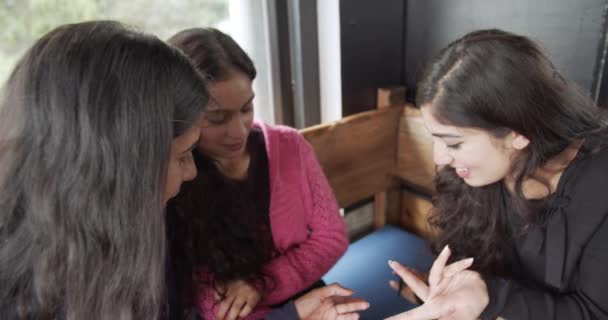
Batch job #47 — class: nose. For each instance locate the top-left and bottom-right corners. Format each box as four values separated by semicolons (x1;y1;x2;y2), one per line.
227;114;248;139
433;142;453;166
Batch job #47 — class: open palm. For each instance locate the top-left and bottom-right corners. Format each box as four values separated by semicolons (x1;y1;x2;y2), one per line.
386;246;489;320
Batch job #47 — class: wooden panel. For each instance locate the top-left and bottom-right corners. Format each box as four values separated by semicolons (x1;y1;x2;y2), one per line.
395;105;436;194
399;191;436;241
301;106;404;208
373;191;387;228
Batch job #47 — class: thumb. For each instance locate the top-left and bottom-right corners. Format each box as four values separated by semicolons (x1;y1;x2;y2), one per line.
322;283;355;298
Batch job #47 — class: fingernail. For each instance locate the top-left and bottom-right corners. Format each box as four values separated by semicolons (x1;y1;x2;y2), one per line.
388;260;395;267
466;257;474;264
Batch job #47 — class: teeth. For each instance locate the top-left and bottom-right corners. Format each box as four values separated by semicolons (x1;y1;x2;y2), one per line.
455;167;469;173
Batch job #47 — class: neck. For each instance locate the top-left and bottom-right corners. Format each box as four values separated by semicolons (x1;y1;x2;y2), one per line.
215;151;250;181
511;140;583;199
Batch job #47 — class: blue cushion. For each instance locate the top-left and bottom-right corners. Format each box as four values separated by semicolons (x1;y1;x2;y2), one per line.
323;225;434;320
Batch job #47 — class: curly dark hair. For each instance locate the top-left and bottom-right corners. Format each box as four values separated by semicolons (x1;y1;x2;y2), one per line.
417;29;608;277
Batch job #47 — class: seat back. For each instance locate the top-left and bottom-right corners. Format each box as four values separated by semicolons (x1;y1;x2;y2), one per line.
300;106;403;208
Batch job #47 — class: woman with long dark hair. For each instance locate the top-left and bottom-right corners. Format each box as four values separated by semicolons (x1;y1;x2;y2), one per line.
0;20;208;320
388;29;608;320
165;28;349;320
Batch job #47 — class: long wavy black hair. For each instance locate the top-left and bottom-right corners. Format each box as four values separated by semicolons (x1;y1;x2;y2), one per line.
0;21;208;320
416;29;608;277
166;28;276;316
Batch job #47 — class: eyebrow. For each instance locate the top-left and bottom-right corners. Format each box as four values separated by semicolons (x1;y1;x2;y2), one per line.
207;94;255;112
431;133;463;138
241;94;255;107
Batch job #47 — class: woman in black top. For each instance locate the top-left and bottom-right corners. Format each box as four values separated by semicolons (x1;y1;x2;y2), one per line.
388;29;608;319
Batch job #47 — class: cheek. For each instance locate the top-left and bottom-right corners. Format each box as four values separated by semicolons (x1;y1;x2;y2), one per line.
198;127;224;149
472;146;513;180
242;112;254;130
457;140;503;168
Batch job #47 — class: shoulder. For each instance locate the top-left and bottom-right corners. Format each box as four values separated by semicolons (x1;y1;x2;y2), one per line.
570;144;608;190
254;121;309;152
255;121;302;139
560;144;608;229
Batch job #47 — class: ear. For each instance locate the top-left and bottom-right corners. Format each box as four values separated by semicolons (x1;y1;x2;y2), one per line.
511;132;530;150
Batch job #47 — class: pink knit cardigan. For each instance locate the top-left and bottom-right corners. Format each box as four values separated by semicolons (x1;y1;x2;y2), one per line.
195;122;348;319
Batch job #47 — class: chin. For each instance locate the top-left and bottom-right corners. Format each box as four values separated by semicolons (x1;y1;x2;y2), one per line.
463;176;502;188
222;149;244;159
462;177;483;187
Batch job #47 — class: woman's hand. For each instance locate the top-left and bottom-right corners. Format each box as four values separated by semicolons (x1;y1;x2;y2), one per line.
216;280;262;320
385;246;488;320
295;283;370;320
389;268;427;305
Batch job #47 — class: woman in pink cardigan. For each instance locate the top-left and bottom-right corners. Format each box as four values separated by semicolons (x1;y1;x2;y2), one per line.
165;28;349;320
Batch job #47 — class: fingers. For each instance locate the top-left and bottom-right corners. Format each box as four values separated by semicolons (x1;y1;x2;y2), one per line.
331;296;370;314
226;298;245;320
216;295;235;320
306;296;368;320
428;245;451;290
384;300;455;320
238;302;253;319
389;280;420;305
322;283;355;297
442;257;474;279
389;279;400;291
388;260;430;302
336;313;361;320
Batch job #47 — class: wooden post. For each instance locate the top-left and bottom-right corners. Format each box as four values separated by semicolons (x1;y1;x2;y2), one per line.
373;86;407;229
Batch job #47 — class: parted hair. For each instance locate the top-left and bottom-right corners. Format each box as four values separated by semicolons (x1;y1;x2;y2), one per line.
417;29;608;276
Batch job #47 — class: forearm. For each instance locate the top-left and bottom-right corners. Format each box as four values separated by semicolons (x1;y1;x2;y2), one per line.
260;231;347;305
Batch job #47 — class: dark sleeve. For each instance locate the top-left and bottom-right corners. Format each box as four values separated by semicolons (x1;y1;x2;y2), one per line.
482;214;608;319
264;301;299;320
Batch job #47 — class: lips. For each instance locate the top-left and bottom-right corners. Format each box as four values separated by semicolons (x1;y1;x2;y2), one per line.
223;141;245;152
454;167;470;179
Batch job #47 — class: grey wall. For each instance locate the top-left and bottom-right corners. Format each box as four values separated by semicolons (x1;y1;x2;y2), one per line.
340;0;406;116
405;0;608;98
338;0;608;113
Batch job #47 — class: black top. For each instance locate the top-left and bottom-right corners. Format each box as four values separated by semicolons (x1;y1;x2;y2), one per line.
165;127;273;320
483;139;608;319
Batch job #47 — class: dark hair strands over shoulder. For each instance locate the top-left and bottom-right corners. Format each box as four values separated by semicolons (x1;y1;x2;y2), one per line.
416;29;608;277
165;27;277;316
0;21;208;320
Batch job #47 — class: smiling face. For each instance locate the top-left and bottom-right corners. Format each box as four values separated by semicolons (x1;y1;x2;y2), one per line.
420;104;529;187
197;70;255;161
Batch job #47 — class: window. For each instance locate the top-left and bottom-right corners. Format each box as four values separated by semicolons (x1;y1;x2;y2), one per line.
0;0;229;86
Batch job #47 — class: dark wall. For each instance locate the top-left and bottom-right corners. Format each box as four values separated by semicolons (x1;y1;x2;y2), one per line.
340;0;405;116
339;0;608;112
405;0;608;99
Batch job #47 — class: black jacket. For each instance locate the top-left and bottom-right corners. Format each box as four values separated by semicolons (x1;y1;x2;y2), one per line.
484;141;608;319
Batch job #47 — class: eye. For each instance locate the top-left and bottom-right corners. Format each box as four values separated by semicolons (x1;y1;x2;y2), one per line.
204;112;228;125
446;142;463;150
241;103;253;114
178;153;193;166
